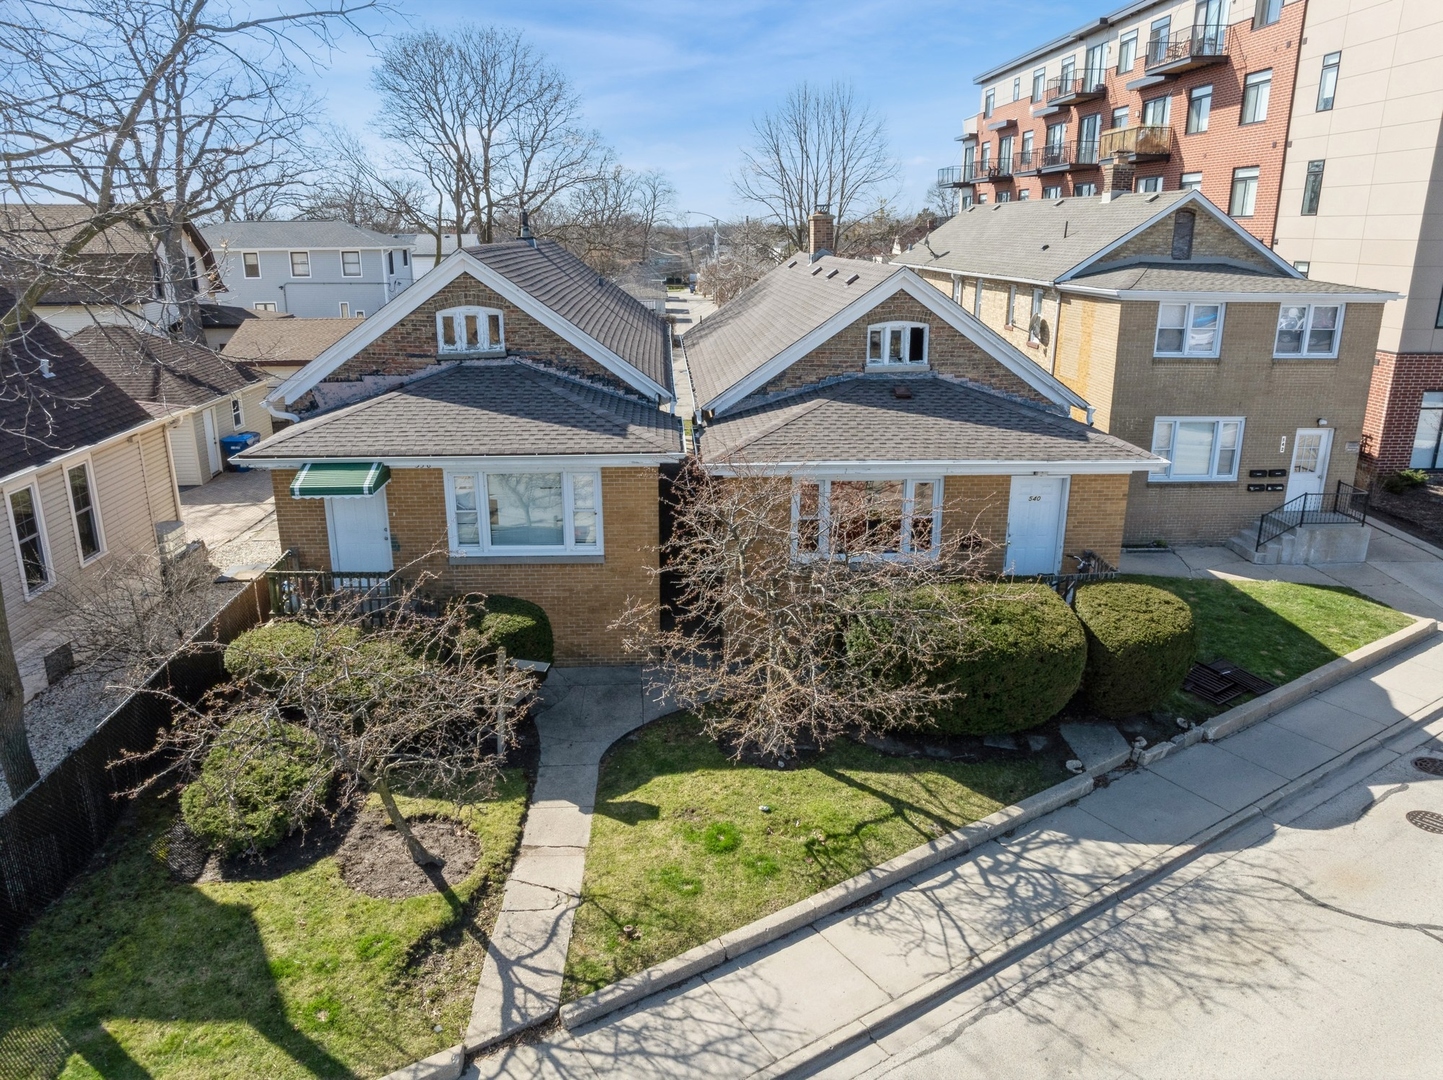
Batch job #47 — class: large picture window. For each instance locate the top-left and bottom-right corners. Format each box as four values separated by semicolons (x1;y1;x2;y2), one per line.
66;461;103;562
866;322;928;367
1155;302;1223;357
447;469;601;555
1150;418;1243;482
1410;391;1443;470
7;484;51;594
1275;303;1343;357
436;306;504;355
793;478;942;559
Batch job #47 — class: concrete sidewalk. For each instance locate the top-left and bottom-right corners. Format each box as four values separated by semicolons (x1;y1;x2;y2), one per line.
467;632;1443;1080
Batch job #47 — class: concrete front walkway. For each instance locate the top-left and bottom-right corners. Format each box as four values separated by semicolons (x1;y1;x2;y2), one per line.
467;632;1443;1080
466;668;667;1047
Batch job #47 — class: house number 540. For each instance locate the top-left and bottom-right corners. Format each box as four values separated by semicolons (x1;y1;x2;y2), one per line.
1028;494;1043;501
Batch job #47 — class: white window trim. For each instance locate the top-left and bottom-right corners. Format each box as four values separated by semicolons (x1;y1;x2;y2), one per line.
1028;288;1045;343
289;251;311;278
254;302;277;312
338;302;350;319
341;250;362;278
63;457;106;565
1150;417;1244;483
790;477;944;561
1273;302;1345;360
436;305;505;355
864;321;930;369
6;480;53;598
1154;301;1226;358
231;396;244;428
1007;285;1018;326
444;468;603;557
241;252;261;279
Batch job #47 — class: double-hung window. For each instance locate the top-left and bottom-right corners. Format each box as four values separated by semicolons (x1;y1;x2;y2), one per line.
1317;52;1341;111
1180;171;1204;191
437;306;504;354
7;485;50;595
1186;85;1212;133
66;461;103;562
1150;418;1243;482
984;89;994;118
1141;95;1170;128
1241;70;1271;124
447;470;601;556
1028;288;1045;343
231;397;244;427
793;478;942;559
1229;166;1260;217
1031;67;1046;103
1111;105;1130;129
1155;302;1223;357
866;322;928;366
289;251;311;277
1274;304;1344;358
341;250;362;277
1118;32;1137;72
242;252;260;279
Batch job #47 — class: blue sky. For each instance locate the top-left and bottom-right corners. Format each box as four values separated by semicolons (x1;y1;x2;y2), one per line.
317;1;1100;223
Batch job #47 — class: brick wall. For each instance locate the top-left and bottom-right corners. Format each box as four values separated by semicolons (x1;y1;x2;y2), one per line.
1054;295;1122;431
942;475;1010;573
1360;350;1443;475
1061;474;1130;568
270;465;660;664
1106;208;1276;270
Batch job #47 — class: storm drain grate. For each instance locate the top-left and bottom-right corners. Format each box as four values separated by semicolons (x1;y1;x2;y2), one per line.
1405;810;1443;834
1412;757;1443;777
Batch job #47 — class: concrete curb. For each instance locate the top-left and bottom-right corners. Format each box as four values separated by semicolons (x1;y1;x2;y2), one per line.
1201;614;1437;742
556;772;1094;1031
378;1044;464;1080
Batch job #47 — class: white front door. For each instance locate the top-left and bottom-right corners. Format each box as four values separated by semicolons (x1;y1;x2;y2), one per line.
326;491;393;571
1005;475;1069;576
1285;427;1332;502
201;408;221;476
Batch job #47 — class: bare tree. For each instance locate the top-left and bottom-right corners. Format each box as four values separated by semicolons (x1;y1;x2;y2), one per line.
695;218;784;305
549;164;678;275
615;461;989;761
293;127;429;234
632;169;677;265
925;177;961;220
734;81;898;255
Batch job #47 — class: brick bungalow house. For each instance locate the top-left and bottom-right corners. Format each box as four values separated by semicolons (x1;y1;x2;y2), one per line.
681;210;1162;574
237;231;683;664
891;182;1396;546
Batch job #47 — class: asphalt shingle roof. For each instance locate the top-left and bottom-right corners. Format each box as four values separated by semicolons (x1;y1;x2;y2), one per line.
464;239;673;393
682;255;902;408
67;325;260;411
700;374;1157;467
201;220;401;250
890;191;1196;283
241;362;683;461
1065;263;1394;296
222;316;360;367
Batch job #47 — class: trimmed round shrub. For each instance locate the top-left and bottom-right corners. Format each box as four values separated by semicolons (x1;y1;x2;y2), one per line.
847;582;1087;736
224;621;360;681
455;594;555;664
180;718;332;857
1074;582;1196;718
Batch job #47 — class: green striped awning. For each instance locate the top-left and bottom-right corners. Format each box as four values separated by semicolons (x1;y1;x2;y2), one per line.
290;462;391;499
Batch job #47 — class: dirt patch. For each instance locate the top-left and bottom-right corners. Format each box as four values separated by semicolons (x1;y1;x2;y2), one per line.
195;809;354;884
336;810;480;899
1367;479;1443;548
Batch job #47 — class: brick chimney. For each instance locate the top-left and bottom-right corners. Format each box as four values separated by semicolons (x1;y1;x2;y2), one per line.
808;204;835;260
1100;154;1136;203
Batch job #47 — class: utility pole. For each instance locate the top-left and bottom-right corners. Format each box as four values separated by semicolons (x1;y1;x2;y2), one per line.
684;211;722;264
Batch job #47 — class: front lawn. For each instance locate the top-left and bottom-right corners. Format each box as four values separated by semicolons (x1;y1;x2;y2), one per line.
563;718;1065;999
0;775;527;1080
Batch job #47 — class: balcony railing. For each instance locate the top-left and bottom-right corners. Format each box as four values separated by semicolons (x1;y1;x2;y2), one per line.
1098;124;1175;161
1146;24;1228;70
937;164;978;187
1045;71;1108;104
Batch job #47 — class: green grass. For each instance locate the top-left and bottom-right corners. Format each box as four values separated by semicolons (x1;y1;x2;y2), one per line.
0;774;527;1080
1124;575;1414;722
563;718;1066;1000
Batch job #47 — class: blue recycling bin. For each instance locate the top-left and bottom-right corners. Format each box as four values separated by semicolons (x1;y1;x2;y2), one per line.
219;430;260;471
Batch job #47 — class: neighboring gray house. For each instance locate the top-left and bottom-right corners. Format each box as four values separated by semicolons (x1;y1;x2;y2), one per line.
201;221;414;319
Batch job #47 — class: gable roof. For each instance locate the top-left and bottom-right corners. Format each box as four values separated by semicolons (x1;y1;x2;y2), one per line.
222;316;358;368
201;220;401;251
241;361;683;463
270;240;673;407
1063;263;1398;300
891;190;1296;285
67;325;260;412
700;373;1159;472
681;255;1089;417
0;290;157;480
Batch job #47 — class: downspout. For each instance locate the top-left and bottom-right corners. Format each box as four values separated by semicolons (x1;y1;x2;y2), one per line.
265;399;300;424
1048;289;1061;375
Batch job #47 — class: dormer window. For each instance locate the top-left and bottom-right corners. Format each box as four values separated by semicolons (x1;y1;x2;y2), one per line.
866;322;928;368
437;306;504;355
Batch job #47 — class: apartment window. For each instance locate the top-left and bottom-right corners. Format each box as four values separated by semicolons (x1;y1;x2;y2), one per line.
1059;55;1076;89
66;462;102;562
998;134;1014;169
1042;184;1063;199
1301;160;1326;216
1018;189;1031;200
977;193;988;204
1156;302;1223;356
253;302;277;312
1020;129;1034;167
1006;286;1018;326
1147;16;1172;64
1012;77;1021;102
1229;166;1260;217
437;306;504;354
1141;96;1170;127
1074;182;1097;197
1111;105;1130;130
1138;176;1164;193
448;470;601;555
339;302;351;318
1295;260;1312;278
7;485;49;595
1275;304;1344;357
1410;392;1443;469
979;143;991;171
289;251;311;277
242;252;260;279
1151;418;1243;482
866;322;928;367
1241;70;1272;124
387;250;395;275
340;250;362;277
973;279;983;317
1180;172;1204;190
230;396;244;428
1253;0;1282;29
1028;288;1045;343
793;478;942;559
1032;67;1046;103
1186;85;1213;133
355;310;365;318
1078;114;1100;163
1084;42;1107;86
998;191;1012;202
984;88;994;118
1317;52;1341;111
401;249;409;266
1118;31;1137;72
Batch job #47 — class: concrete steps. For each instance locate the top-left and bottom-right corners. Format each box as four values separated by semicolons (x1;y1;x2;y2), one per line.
1225;521;1371;565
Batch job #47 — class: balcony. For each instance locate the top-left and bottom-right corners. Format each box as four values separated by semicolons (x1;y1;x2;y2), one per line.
937;165;978;188
1045;72;1108;106
1145;25;1229;75
1016;142;1100;174
1098;124;1174;163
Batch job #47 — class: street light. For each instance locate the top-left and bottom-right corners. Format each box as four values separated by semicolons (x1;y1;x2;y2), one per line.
684;210;721;264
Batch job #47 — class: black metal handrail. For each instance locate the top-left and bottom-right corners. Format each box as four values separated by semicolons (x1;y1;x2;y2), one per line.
937;164;978;187
266;565;400;619
1256;480;1368;550
1045;73;1107;101
1146;24;1228;68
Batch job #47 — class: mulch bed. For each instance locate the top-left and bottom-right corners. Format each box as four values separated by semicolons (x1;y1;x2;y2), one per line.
336;810;480;899
1367;479;1443;548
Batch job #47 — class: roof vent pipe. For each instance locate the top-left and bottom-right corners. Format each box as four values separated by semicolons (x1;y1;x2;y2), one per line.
519;210;536;247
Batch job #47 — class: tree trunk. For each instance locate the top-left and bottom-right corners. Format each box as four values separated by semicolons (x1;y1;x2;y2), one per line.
371;773;439;866
0;585;39;797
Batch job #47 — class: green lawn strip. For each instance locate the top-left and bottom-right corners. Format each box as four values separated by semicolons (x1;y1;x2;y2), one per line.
1122;575;1414;722
563;716;1065;1000
0;772;527;1080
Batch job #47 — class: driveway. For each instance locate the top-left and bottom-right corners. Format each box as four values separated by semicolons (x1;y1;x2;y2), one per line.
178;468;280;574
